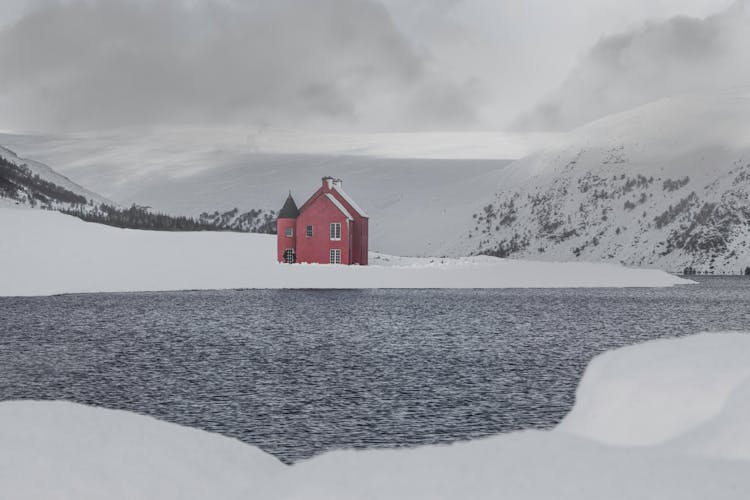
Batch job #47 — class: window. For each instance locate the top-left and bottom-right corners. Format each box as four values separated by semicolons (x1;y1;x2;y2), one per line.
329;249;341;264
285;227;293;237
330;222;341;241
306;224;313;238
283;249;295;264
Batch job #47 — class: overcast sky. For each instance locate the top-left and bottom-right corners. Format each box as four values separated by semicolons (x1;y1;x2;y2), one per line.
0;0;741;133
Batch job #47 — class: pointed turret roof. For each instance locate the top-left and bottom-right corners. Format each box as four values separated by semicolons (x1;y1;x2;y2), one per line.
278;192;299;218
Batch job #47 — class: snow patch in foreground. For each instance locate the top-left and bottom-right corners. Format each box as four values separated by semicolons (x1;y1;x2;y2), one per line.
559;332;750;447
0;208;691;296
2;332;750;499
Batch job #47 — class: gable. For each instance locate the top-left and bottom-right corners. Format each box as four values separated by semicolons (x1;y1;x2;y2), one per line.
298;190;353;220
324;193;353;220
296;178;367;220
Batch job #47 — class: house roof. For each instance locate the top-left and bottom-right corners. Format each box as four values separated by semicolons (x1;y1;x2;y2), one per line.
278;193;299;218
325;193;353;220
332;185;368;218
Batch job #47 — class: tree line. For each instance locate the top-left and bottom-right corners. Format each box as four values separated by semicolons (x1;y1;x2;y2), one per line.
61;204;243;232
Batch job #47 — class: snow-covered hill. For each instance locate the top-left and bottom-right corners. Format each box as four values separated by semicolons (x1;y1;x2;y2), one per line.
457;91;750;274
0;145;112;210
0;144;277;233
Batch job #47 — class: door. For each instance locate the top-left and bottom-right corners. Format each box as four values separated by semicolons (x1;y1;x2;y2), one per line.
283;248;296;264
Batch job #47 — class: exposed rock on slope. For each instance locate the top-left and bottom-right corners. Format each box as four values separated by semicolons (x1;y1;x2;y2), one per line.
198;207;277;234
460;92;750;274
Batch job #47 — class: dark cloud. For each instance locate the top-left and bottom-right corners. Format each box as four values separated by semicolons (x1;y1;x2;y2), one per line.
513;1;750;131
0;0;481;131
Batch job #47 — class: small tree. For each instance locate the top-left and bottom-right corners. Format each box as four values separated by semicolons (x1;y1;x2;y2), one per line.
745;266;750;276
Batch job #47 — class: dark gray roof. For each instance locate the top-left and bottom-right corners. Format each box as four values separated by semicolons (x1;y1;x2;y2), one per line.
278;193;299;218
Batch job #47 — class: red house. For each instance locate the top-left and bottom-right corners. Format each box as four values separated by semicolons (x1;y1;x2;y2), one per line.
277;177;369;265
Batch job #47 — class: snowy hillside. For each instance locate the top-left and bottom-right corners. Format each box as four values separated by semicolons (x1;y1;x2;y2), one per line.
3;332;750;499
0;208;689;296
0;129;532;255
0;144;277;233
457;91;750;274
0;145;112;210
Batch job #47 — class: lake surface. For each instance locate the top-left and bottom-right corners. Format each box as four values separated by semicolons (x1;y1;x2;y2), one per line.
1;277;749;463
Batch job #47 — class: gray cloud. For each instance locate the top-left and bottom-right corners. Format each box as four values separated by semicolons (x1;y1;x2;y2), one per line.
513;1;750;131
0;0;481;131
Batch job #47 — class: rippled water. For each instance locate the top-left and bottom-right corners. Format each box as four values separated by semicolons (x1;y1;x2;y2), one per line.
1;277;749;463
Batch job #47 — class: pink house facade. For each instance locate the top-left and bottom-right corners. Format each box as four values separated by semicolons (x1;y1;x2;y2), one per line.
276;177;369;265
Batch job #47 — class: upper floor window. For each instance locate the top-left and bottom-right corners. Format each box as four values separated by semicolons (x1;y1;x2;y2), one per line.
285;227;293;237
306;224;313;238
330;222;341;241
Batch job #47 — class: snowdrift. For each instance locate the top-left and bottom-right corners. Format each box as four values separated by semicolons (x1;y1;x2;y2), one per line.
559;332;750;447
2;332;750;499
0;207;690;296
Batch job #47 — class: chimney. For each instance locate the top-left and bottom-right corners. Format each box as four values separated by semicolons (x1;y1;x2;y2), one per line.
322;176;334;189
333;178;343;189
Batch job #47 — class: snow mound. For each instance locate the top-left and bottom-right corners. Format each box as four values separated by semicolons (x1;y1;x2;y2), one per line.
669;377;750;460
3;333;750;499
559;332;750;449
0;401;282;500
0;207;691;296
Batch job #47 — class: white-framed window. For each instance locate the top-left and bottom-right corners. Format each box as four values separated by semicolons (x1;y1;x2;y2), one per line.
306;224;313;238
329;248;341;264
285;227;293;237
283;248;295;264
330;222;341;241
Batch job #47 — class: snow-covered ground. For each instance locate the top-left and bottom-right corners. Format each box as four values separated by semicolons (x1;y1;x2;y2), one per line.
0;207;690;296
2;332;749;499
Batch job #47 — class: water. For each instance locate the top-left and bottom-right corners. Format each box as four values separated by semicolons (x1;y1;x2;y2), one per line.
1;277;749;463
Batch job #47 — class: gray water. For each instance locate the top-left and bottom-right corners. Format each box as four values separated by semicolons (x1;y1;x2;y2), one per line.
1;277;749;463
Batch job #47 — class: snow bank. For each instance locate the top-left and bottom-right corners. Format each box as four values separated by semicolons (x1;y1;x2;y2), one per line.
3;333;750;499
670;377;750;460
560;332;750;449
0;401;282;500
0;207;691;296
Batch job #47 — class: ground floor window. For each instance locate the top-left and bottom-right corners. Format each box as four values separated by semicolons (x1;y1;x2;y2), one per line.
329;248;341;264
306;224;313;237
283;248;296;264
330;222;341;240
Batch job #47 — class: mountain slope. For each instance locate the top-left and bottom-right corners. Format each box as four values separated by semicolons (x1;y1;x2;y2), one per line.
0;145;276;233
0;145;113;210
456;91;750;273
